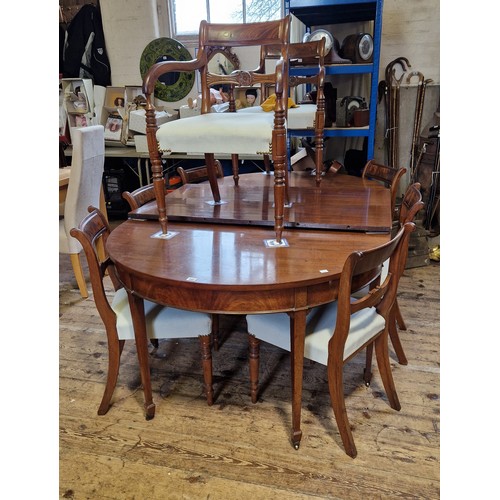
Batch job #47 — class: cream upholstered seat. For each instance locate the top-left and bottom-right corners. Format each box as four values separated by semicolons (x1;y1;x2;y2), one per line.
248;301;386;366
156;112;276;156
247;222;415;458
59;125;105;298
70;207;216;414
142;17;291;243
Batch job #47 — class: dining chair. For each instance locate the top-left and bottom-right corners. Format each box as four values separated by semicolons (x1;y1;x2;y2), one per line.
142;16;291;243
363;182;424;375
177;160;224;185
70;207;217;414
361;160;407;220
246;222;415;458
122;182;160;211
59;125;105;298
238;40;326;184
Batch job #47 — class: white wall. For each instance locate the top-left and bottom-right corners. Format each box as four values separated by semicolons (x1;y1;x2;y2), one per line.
381;0;439;84
100;0;161;87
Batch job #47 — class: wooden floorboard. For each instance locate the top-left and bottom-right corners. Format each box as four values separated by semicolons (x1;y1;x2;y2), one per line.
59;223;440;499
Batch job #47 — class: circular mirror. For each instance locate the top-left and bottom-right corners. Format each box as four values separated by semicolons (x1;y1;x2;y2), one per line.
140;38;195;102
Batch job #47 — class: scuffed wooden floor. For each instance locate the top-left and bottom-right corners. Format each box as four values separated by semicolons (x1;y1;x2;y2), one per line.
59;228;439;499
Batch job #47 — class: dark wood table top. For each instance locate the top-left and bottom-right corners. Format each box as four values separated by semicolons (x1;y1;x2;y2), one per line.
128;172;392;232
107;219;390;313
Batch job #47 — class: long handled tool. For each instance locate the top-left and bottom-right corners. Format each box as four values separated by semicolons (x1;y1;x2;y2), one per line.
407;72;434;181
382;57;410;168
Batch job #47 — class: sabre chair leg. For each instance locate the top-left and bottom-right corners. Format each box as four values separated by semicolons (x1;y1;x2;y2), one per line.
248;334;260;404
199;335;214;406
98;339;125;415
389;309;408;365
374;330;401;411
394;298;407;330
328;359;357;458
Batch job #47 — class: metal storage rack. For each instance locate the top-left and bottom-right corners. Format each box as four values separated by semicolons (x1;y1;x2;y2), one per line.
285;0;384;160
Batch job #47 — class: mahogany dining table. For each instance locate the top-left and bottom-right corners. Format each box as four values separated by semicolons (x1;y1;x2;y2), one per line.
106;171;392;449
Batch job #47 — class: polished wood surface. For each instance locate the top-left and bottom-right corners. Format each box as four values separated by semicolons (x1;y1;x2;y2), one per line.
129;172;392;232
107;215;390;444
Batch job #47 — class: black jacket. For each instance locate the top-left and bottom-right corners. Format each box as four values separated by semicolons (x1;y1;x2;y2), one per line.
62;4;111;87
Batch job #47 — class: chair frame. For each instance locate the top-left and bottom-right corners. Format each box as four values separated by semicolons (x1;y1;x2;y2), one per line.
361;160;407;218
364;182;424;374
122;183;160;211
142;17;291;243
248;222;415;457
177;159;224;185
256;40;326;185
70;207;217;414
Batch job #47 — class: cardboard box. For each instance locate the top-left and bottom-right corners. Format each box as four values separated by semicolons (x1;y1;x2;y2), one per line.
102;108;125;144
99;86;127;145
103;86;126;108
134;134;149;153
179;104;200;119
128;107;178;135
124;85;144;106
61;78;95;143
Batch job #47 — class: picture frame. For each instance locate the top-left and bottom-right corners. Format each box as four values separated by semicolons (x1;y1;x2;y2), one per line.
104;114;123;141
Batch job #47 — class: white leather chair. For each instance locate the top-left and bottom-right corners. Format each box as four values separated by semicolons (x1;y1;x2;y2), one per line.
70;207;216;414
59;125;105;298
247;222;415;458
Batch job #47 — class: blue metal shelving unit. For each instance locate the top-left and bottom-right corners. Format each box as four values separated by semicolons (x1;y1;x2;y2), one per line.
285;0;384;160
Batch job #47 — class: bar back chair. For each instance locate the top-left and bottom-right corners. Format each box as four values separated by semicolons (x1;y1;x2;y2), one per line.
177;160;224;185
246;222;415;458
238;40;326;184
122;183;160;211
362;182;424;373
361;160;407;219
59;125;105;298
70;207;217;414
142;16;291;243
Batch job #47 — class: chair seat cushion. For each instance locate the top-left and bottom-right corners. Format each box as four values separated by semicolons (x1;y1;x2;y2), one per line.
156;112;277;155
247;299;386;366
238;104;317;130
112;288;212;340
